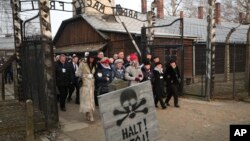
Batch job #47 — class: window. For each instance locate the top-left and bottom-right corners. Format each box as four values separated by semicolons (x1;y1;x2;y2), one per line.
165;48;178;63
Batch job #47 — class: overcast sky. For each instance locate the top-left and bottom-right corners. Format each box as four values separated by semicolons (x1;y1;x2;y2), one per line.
50;0;147;37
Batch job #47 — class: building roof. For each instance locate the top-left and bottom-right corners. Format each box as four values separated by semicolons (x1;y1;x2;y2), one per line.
55;13;249;44
54;43;107;53
181;17;248;43
0;37;14;50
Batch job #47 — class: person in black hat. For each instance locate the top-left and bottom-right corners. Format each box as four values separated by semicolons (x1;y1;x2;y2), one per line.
141;60;153;82
151;56;160;69
152;62;166;109
164;59;181;108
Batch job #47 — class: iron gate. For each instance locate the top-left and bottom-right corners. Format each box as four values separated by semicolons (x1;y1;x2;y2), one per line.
140;18;185;94
21;36;58;128
21;37;46;108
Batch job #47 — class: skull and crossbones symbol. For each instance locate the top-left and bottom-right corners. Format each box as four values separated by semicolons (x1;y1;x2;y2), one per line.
113;89;148;126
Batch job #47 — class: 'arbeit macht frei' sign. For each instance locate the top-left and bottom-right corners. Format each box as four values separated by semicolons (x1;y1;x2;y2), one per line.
98;81;160;141
19;0;139;20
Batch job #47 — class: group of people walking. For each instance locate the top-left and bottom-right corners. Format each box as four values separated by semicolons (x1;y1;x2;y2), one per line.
54;51;182;122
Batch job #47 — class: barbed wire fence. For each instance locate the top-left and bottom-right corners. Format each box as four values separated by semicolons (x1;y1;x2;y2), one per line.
0;0;41;38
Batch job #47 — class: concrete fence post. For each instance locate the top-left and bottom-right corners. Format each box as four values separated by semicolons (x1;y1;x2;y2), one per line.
26;99;34;141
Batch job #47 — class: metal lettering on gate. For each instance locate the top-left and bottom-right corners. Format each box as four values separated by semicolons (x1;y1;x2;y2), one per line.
19;0;144;21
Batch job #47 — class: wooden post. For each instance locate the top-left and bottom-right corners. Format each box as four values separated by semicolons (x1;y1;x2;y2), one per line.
11;0;23;100
246;26;250;96
180;17;184;94
38;0;58;128
205;0;216;101
13;61;18;99
147;10;155;55
121;22;142;57
224;28;236;82
1;73;5;101
26;99;34;141
246;0;250;96
141;26;147;60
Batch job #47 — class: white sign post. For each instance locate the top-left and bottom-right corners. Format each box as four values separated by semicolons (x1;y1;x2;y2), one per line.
98;81;160;141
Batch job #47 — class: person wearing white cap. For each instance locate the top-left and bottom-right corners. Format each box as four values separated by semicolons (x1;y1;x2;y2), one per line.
113;59;125;80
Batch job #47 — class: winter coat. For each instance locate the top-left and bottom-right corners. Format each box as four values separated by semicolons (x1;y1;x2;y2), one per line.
125;64;143;86
69;62;79;84
141;68;153;82
55;61;73;86
95;64;113;95
76;62;96;113
164;65;181;86
152;68;165;96
113;68;125;80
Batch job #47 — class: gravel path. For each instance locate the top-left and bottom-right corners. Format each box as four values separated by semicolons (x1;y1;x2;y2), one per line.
41;98;250;141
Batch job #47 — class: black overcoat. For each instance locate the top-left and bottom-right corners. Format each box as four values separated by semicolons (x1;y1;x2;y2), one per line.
55;61;74;86
152;69;165;95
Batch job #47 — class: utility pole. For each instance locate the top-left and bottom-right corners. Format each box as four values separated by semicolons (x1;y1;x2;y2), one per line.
205;0;216;101
11;0;23;100
38;0;58;128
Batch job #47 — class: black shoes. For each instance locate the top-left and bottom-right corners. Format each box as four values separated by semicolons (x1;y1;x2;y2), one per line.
165;102;180;108
75;101;80;104
60;107;66;111
67;98;72;102
174;105;180;108
155;104;167;109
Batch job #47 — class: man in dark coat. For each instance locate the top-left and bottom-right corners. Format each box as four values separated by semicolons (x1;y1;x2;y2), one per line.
141;61;153;82
151;56;160;69
68;55;80;104
55;54;74;111
152;62;166;109
164;59;181;108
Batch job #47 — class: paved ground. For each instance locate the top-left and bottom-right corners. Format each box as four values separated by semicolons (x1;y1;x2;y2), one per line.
2;82;249;141
37;97;250;141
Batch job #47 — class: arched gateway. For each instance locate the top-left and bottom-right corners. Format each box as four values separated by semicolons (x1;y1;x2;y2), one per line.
11;0;184;129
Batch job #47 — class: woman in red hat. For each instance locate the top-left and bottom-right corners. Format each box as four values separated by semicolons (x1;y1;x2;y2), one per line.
95;57;113;97
125;53;143;86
